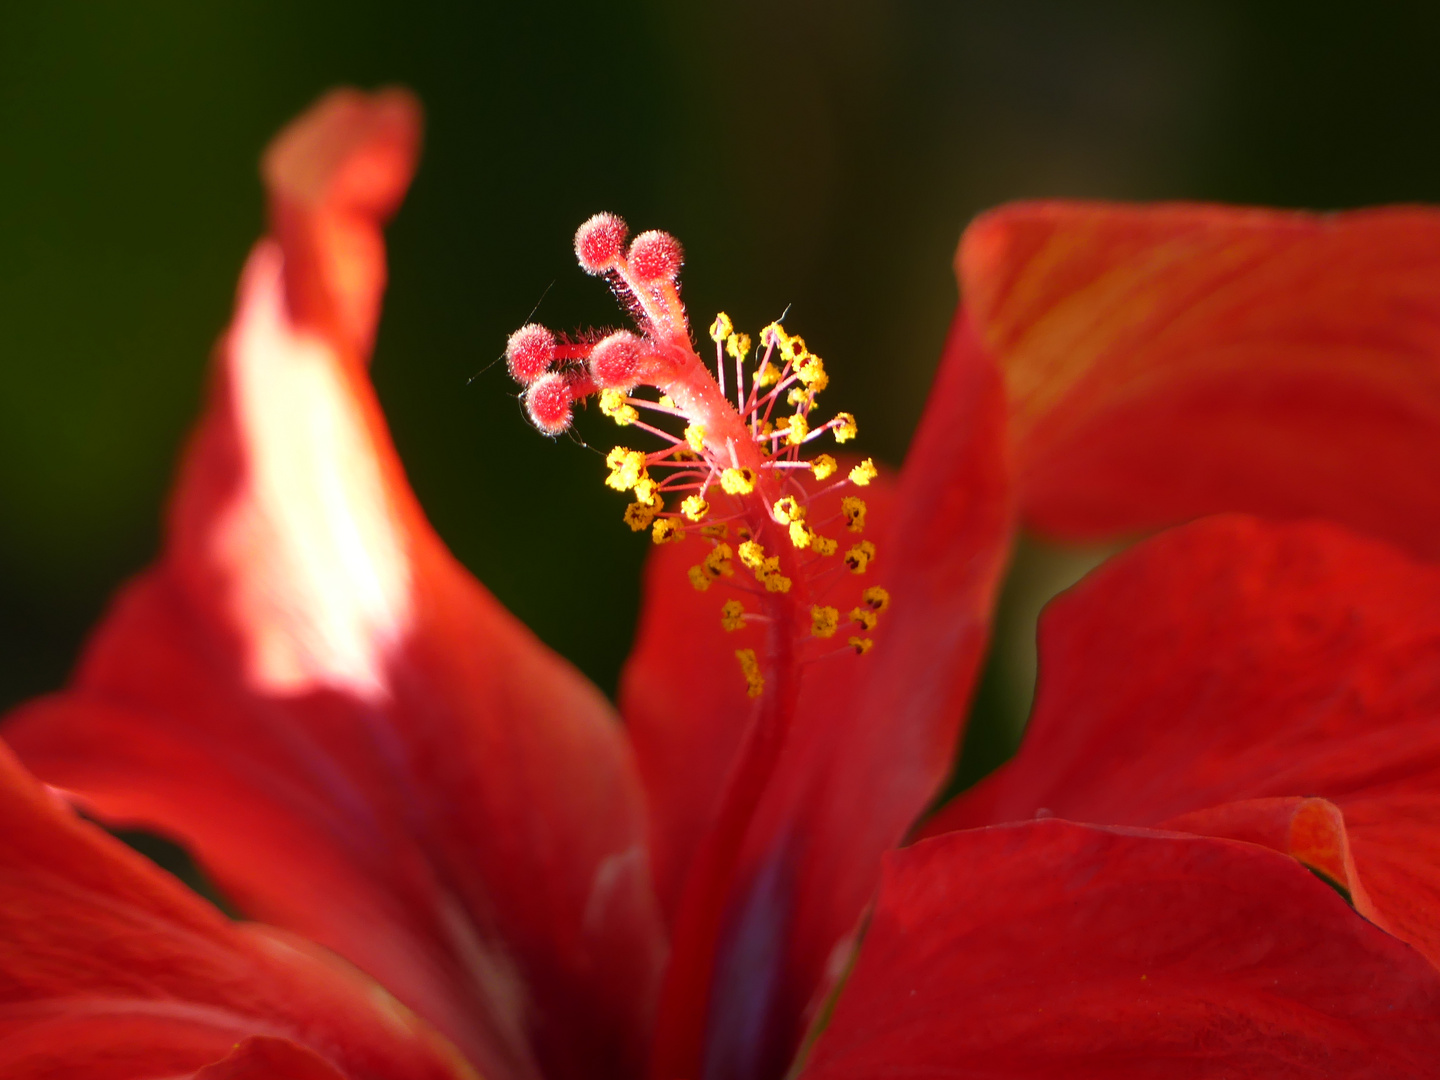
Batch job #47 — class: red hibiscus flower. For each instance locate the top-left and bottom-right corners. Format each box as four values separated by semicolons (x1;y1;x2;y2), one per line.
5;86;1440;1079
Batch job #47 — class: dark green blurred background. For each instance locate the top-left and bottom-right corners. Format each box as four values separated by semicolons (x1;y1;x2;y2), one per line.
5;1;1440;780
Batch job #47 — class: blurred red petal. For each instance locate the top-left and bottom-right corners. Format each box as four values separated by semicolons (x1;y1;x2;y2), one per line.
0;744;472;1080
961;201;1440;557
803;821;1440;1080
3;89;662;1080
930;515;1440;968
194;1038;350;1080
264;87;421;358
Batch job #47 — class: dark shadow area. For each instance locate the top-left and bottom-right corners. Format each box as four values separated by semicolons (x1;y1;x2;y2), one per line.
6;2;1440;829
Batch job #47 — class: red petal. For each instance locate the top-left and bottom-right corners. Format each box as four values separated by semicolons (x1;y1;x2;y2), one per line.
194;1039;350;1080
961;201;1440;557
929;515;1440;969
3;89;662;1080
727;313;1011;1050
0;744;471;1080
622;527;770;923
803;820;1440;1079
640;313;1014;1080
623;461;901;921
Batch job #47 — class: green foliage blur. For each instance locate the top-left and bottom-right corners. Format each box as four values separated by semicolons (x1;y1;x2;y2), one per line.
5;0;1440;788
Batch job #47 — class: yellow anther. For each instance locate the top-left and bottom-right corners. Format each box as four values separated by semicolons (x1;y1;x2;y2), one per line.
605;447;647;491
811;605;840;639
623;495;662;532
688;565;711;592
658;395;675;409
652;518;686;544
849;636;874;655
685;424;707;453
600;388;638;426
832;413;858;443
738;540;767;569
755;418;775;438
704;543;735;578
763;570;793;594
722;601;747;632
862;587;890;612
736;647;765;697
754;364;779;388
681;494;710;522
796;356;828;392
844;540;876;574
736;525;753;542
810;533;838;556
701;523;730;540
772;496;805;525
788;520;813;550
787;386;812;407
841;496;867;533
726;333;751;362
720;467;757;495
849;458;877;486
710;312;734;343
633;476;658;503
850;606;878;631
784;412;809;446
786;334;808;360
811;454;838;481
759;322;787;351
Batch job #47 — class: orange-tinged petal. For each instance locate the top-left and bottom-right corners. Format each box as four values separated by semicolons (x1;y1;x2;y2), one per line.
0;743;473;1080
961;201;1440;556
1161;796;1389;925
4;89;663;1080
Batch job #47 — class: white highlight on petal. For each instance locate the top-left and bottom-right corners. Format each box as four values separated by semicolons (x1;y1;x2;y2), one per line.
215;241;412;702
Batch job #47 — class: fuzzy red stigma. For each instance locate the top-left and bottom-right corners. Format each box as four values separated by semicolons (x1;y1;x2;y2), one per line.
590;330;643;389
627;229;684;284
524;371;573;434
506;323;556;385
575;212;629;275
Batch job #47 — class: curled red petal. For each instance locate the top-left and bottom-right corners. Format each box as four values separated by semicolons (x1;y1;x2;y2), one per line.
803;820;1440;1079
961;200;1440;558
263;87;421;359
4;89;663;1080
929;514;1440;969
0;743;473;1080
